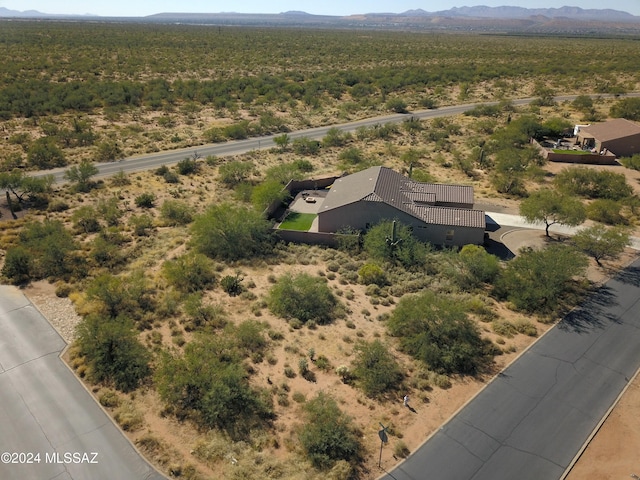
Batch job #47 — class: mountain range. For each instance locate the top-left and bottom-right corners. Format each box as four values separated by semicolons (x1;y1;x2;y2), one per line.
1;5;637;21
2;5;639;34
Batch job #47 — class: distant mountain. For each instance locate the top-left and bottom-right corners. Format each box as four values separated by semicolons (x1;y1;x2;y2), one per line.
0;7;98;18
0;7;51;17
425;6;636;21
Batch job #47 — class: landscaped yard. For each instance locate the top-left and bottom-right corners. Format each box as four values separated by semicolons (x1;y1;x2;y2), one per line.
552;149;592;155
279;212;317;231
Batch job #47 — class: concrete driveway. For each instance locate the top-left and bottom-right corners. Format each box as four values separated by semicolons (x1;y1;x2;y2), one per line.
0;286;165;480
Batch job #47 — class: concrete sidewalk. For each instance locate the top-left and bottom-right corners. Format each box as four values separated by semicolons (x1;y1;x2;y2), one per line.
486;211;640;251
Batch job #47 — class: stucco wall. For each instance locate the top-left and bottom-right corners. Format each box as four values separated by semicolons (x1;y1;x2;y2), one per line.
602;134;640;157
318;201;484;246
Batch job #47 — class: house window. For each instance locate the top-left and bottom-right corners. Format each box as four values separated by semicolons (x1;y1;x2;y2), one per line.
446;229;455;242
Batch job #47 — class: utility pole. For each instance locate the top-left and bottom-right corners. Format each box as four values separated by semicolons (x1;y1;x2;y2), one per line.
378;422;389;468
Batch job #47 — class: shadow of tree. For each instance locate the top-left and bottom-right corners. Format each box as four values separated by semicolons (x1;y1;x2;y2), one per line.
558;284;619;333
613;265;640;287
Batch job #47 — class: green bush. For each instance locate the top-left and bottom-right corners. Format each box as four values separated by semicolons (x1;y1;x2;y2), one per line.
554;167;632;200
162;252;216;292
135;192;156;208
586;199;626;225
155;336;273;435
358;263;387;286
191;203;274;261
363;220;427;268
160;200;193;226
268;273;339;325
351;340;403;398
1;246;32;285
76;315;151;392
388;290;494;375
299;392;362;470
494;245;588;313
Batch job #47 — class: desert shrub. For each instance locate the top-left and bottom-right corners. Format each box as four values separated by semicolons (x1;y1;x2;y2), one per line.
183;293;227;330
299;392;362;470
129;214;154;236
160;200;193;225
351;340;403;398
513;319;537;337
358;263;387;286
114;401;144;431
620;154;640;171
393;440;410;459
176;157;198;175
1;246;32;285
388;290;494;375
76;314;151;392
162;252;216;292
554;167;632;200
135;192;156;208
218;160;255;187
5;219;81;282
155;336;273;435
191;203;274;261
458;244;500;287
98;389;121;408
268;273;338;325
491;319;517;338
221;273;244;296
363;220;427;268
586;199;626;225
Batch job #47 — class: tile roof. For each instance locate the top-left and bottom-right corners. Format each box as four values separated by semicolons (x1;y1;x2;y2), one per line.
580;118;640;142
321;166;485;229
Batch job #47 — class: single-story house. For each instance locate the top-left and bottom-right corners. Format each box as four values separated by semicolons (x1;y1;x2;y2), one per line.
577;118;640;157
317;166;485;246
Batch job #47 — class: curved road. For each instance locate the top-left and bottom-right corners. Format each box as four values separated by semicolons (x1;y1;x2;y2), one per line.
0;286;165;480
381;257;640;480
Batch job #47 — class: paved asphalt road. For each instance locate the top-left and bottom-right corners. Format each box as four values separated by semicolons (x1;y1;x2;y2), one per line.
37;93;640;185
381;257;640;480
0;286;165;480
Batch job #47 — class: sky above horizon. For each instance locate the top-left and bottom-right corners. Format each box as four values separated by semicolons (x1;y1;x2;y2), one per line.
1;1;639;17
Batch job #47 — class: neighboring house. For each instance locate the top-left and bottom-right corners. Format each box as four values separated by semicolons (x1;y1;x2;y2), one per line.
577;118;640;157
317;166;485;246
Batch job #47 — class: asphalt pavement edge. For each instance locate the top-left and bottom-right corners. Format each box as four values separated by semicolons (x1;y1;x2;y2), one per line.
376;303;562;478
22;286;169;480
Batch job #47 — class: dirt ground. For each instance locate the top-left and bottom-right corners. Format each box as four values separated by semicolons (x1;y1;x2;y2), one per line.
6;103;640;478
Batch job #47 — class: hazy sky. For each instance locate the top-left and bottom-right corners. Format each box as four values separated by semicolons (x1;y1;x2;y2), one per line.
2;1;639;17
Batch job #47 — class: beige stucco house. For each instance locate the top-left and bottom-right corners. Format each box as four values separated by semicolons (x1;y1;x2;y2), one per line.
317;166;486;247
577;118;640;157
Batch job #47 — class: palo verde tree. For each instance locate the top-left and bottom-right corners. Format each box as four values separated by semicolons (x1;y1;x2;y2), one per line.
0;169;54;206
572;224;631;266
494;244;588;314
64;159;99;192
519;189;586;237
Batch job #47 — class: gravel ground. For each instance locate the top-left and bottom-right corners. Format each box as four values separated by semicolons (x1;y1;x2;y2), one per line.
25;283;82;344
